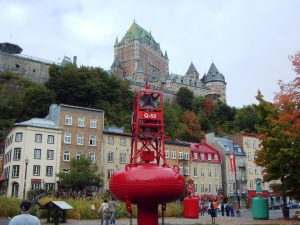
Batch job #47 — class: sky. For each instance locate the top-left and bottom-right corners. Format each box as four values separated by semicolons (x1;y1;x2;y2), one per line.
1;0;299;107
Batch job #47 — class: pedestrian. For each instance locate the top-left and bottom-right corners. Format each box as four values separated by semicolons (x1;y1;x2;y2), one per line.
200;201;205;216
9;201;41;225
230;205;235;217
221;202;225;216
213;200;218;217
210;200;216;224
108;199;117;225
225;204;230;217
207;201;211;215
99;199;109;225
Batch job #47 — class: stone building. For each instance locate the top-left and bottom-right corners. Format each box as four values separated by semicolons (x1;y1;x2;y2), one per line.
111;21;227;103
102;127;131;191
3;118;62;198
46;104;104;174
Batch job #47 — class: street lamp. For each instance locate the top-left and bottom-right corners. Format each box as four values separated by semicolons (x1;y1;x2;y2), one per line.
23;158;29;199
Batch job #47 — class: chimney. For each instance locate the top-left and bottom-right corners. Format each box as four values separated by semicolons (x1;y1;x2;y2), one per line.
73;56;77;66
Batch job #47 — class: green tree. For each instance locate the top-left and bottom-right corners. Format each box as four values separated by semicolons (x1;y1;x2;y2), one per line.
234;104;259;133
175;87;194;110
57;156;102;191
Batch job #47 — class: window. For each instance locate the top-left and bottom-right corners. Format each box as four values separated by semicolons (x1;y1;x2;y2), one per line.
208;154;212;160
34;149;41;159
90;119;97;128
47;135;54;144
201;184;205;193
64;132;71;144
63;151;70;161
208;168;212;177
88;152;95;163
31;182;41;190
179;166;183;175
77;134;84;145
62;169;69;173
120;137;126;146
35;134;42;143
78;117;85;127
13;148;21;160
179;151;183;159
200;153;205;160
12;165;20;178
250;180;254;189
200;168;204;176
184;166;189;175
184;152;189;160
76;152;82;160
208;184;212;193
215;167;219;177
120;153;126;164
65;115;72;125
89;135;96;146
171;150;176;159
108;136;114;144
108;152;114;162
214;154;218;160
47;150;54;160
33;165;40;176
193;152;198;160
15;133;23;142
45;183;55;191
165;150;169;158
46;166;53;176
193;167;198;177
108;169;114;179
194;183;198;193
224;145;230;152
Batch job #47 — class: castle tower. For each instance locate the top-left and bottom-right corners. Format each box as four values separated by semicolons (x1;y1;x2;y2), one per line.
185;62;199;80
201;62;226;102
111;21;169;81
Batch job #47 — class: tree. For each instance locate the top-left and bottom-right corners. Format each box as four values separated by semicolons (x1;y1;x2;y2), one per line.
57;156;102;191
181;111;203;142
233;104;259;133
175;87;194;110
255;52;300;207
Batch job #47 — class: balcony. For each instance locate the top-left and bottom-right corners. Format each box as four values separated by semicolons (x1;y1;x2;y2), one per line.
237;161;246;168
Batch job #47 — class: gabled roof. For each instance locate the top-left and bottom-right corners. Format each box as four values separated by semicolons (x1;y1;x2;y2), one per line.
216;136;246;156
202;62;226;84
186;62;198;75
15;118;60;130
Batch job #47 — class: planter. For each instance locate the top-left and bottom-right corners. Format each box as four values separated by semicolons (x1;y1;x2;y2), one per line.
282;207;289;218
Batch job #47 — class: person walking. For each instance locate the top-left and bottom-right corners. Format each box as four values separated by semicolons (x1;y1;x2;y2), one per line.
99;199;109;225
108;199;117;225
221;202;225;216
213;200;218;217
210;200;216;224
200;201;205;216
9;201;41;225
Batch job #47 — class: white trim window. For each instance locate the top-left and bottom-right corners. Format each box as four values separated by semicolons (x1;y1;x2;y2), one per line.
107;152;114;162
65;115;72;125
208;168;212;177
45;183;55;191
200;168;204;176
108;169;114;179
193;152;198;160
184;166;189;175
120;153;126;164
13;148;21;160
214;154;218;160
64;132;71;144
47;135;54;144
193;167;198;177
208;154;212;160
171;150;176;159
120;137;126;146
63;151;70;161
208;183;212;193
77;134;84;145
165;150;169;159
76;152;82;160
31;182;41;190
89;135;96;146
108;136;114;144
78;117;85;127
184;152;189;160
34;149;41;159
200;153;205;160
35;134;42;143
215;167;219;177
15;132;23;142
12;165;20;178
194;183;198;193
88;152;96;163
179;151;183;159
201;184;205;193
33;165;40;176
90;119;97;128
46;166;53;176
47;150;54;160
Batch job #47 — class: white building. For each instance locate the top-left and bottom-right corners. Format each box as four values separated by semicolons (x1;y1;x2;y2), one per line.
3;118;62;198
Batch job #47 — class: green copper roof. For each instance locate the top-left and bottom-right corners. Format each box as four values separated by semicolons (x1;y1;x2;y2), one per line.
186;62;198;75
119;21;164;56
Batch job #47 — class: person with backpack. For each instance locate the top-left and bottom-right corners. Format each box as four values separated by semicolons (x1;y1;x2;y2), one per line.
99;199;109;225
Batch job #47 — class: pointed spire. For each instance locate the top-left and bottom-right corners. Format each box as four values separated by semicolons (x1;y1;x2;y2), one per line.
164;50;168;59
207;62;219;75
186;62;198;75
115;36;118;45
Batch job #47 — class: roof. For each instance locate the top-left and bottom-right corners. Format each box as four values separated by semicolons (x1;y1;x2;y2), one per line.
0;42;22;54
119;21;164;57
44;201;73;210
15;118;60;130
216;136;246;156
111;56;122;69
202;62;226;84
186;62;198;75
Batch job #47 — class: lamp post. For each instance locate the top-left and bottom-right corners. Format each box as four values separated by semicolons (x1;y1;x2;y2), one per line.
23;158;29;199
